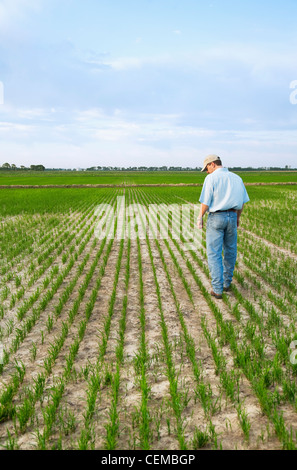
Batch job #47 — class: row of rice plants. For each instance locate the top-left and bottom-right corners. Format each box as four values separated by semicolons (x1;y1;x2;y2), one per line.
0;196;107;356
0;192;119;448
1;184;295;450
132;189;222;449
0;193;114;377
238;234;297;296
198;248;296;444
103;219;131;450
240;187;297;253
214;243;297;430
137;189;252;445
118;191;153;450
140;187;297;448
0;197;96;314
0;214;61;266
175;191;297;416
36;236;118;449
75;202;128;450
15;211;96;322
0;196;88;278
134;191;224;445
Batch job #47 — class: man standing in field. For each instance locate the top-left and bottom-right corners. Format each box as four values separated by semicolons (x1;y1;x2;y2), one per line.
198;155;249;299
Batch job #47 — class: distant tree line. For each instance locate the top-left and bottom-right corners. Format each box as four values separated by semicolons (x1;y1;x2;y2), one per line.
1;163;45;171
228;166;295;171
61;165;297;171
73;165;297;171
84;166;202;171
1;163;296;172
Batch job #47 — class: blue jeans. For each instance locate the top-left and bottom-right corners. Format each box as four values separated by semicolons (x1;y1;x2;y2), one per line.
206;212;238;295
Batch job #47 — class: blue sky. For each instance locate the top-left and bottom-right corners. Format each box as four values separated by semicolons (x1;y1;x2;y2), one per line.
0;0;297;169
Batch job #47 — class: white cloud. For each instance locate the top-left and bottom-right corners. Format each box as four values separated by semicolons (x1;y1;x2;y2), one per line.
16;107;56;120
102;57;145;71
1;123;297;169
86;54;172;71
189;43;297;79
82;41;296;83
2;103;296;168
0;121;36;136
74;108;106;122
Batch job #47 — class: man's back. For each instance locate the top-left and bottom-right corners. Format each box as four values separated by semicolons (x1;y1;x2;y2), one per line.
199;167;249;212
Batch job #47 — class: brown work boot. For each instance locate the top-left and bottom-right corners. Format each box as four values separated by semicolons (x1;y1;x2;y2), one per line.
223;285;231;292
210;290;223;299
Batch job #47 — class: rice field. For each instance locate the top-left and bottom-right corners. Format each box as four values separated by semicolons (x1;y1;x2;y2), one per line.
1;169;297;186
0;180;297;451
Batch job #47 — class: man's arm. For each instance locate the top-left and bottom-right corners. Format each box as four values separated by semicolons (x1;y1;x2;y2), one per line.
236;204;245;227
198;176;212;229
197;203;209;229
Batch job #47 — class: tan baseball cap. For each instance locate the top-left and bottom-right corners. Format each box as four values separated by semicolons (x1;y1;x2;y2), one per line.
201;154;221;172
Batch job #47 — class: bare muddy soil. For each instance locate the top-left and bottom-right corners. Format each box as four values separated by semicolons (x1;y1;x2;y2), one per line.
0;203;295;451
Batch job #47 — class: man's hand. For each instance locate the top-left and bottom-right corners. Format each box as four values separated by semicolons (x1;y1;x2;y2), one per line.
237;205;244;228
198;204;208;229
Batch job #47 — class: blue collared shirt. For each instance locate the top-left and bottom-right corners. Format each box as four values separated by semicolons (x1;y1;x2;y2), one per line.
199;167;250;212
